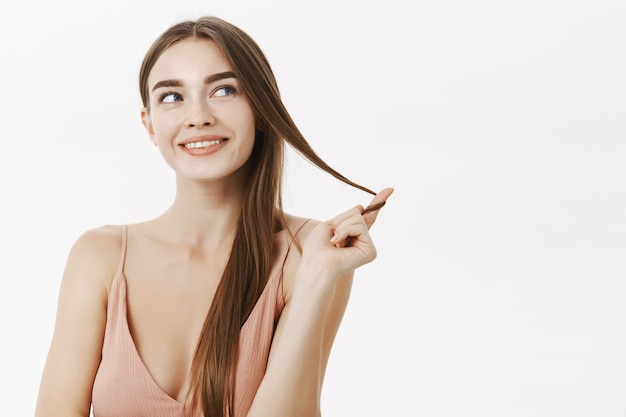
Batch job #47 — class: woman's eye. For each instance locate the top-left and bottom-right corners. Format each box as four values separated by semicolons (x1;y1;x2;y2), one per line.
160;92;183;103
213;85;237;98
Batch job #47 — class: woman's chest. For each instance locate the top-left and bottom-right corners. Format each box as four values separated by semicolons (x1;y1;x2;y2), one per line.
123;259;222;402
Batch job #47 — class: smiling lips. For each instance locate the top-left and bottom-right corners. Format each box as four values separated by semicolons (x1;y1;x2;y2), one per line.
179;136;227;154
183;138;225;149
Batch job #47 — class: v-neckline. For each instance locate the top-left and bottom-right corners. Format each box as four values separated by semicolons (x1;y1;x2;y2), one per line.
118;271;187;406
112;220;305;408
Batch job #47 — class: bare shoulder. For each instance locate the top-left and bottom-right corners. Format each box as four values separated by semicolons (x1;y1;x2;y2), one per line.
63;225;124;295
283;213;319;246
281;214;321;302
68;225;122;266
72;225;122;248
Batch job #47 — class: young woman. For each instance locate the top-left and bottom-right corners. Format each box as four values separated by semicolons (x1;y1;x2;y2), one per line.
35;16;392;417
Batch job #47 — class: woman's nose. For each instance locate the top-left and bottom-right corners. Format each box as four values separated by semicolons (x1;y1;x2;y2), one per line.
185;99;215;127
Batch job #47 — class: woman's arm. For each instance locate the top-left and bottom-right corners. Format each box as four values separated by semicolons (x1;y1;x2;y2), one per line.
35;227;120;417
247;189;392;417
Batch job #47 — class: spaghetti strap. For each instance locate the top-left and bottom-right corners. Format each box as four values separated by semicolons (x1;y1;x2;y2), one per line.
286;218;311;250
276;218;312;308
113;225;128;278
293;218;311;238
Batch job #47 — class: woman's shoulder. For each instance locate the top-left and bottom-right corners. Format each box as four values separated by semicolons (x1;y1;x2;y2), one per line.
282;213;319;245
63;225;125;292
70;225;123;257
280;214;320;300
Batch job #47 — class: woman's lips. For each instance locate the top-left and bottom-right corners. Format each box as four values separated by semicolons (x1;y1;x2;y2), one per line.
183;138;225;149
179;136;228;155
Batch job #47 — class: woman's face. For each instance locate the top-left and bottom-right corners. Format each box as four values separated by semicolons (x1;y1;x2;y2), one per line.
141;38;256;185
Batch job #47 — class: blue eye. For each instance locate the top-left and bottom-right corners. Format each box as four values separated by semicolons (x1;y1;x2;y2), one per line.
159;92;183;103
213;85;237;97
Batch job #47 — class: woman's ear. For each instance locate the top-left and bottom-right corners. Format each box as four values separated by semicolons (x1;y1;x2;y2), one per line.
141;107;157;146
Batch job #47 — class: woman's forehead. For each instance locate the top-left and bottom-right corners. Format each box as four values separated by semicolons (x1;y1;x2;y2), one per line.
149;38;233;85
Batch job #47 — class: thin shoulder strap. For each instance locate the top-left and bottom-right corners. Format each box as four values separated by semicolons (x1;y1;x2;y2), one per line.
284;218;311;255
276;218;312;308
293;218;311;239
114;225;128;278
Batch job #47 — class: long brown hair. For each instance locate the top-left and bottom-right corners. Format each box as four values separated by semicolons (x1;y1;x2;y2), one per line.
139;16;376;417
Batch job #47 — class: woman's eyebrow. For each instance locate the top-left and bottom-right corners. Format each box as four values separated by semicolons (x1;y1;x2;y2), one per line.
151;71;237;92
152;79;182;91
205;71;236;84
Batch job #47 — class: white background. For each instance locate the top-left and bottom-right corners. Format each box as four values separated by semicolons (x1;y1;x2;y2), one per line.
1;0;625;416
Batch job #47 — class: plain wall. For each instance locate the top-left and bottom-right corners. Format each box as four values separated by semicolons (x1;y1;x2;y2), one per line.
1;0;625;416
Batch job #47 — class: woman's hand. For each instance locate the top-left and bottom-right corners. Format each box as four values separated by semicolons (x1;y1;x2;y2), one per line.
301;188;393;279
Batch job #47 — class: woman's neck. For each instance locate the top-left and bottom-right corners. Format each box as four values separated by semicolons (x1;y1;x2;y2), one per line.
156;176;245;250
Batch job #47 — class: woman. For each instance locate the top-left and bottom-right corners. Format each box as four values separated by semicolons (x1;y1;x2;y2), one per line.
35;16;392;417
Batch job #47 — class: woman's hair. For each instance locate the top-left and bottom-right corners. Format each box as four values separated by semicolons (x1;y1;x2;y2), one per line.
139;16;376;417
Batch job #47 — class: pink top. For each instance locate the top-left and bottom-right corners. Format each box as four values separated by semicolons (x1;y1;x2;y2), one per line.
92;221;308;417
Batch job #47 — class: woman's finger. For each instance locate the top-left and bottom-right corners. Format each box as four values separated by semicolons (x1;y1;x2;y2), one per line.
362;187;394;229
330;216;370;247
327;205;365;229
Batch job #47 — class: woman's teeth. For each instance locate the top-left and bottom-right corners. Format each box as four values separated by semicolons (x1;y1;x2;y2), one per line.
184;139;224;149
